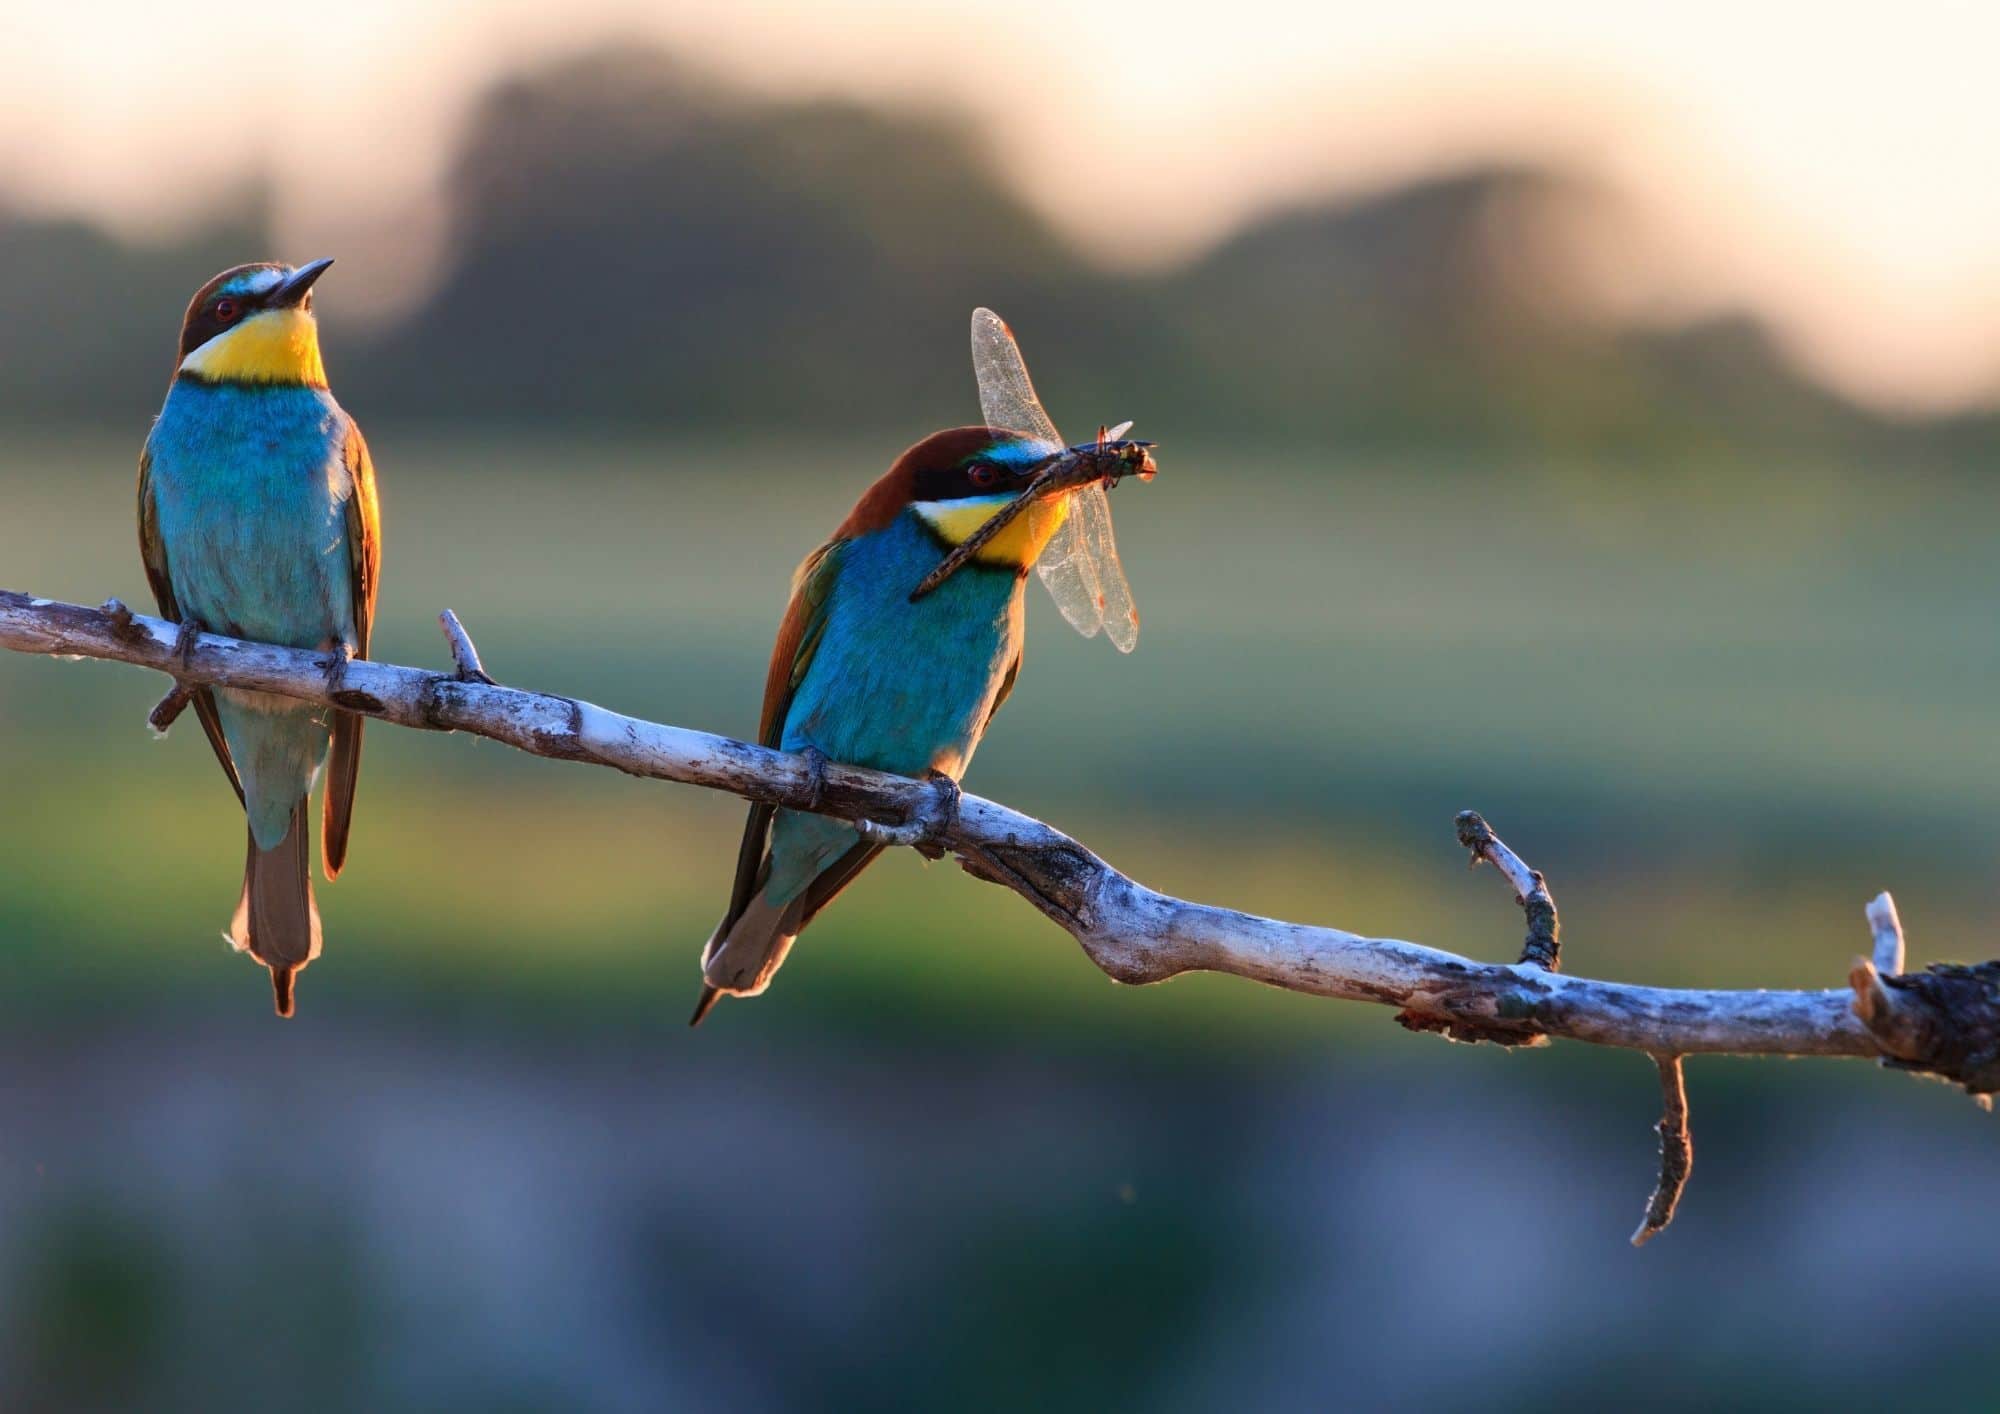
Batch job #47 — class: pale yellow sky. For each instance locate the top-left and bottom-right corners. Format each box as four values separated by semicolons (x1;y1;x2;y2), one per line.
2;0;1997;410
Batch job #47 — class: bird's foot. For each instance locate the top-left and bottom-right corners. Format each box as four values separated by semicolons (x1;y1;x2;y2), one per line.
173;616;206;671
145;617;207;735
914;771;960;859
856;770;960;855
319;642;354;694
800;745;830;812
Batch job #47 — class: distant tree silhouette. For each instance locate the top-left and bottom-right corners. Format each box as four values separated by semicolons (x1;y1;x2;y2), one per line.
0;43;1969;459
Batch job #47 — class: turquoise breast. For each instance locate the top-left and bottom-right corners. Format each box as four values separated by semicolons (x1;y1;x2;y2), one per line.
146;380;357;650
783;510;1022;779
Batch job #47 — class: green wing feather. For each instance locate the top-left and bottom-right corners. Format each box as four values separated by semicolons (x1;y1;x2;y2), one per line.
720;539;847;931
984;645;1022;736
322;421;380;879
137;445;243;805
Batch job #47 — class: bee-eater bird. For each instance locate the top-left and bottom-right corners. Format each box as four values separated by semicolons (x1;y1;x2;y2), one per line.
692;426;1149;1026
137;260;380;1017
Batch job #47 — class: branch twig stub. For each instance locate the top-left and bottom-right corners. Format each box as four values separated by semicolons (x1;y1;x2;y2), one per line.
1632;1053;1692;1247
1455;810;1561;971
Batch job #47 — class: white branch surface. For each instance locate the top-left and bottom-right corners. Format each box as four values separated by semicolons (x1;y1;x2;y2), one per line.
0;589;1905;1063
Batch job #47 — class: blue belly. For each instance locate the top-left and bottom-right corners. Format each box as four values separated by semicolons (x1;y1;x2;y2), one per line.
146;381;357;649
782;512;1022;778
146;380;359;846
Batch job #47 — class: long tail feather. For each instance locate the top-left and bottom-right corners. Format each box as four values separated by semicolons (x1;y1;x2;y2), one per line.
322;711;363;879
700;891;804;1001
688;984;723;1028
692;839;885;1025
228;797;321;1017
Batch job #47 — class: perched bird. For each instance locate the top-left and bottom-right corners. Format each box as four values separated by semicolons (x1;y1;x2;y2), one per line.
692;426;1145;1025
137;260;380;1016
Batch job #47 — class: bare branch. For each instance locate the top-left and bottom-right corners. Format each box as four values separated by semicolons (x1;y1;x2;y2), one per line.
1631;1054;1692;1247
0;588;1974;1068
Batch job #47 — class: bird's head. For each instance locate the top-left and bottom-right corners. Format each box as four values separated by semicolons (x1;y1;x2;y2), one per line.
840;427;1083;570
174;259;334;388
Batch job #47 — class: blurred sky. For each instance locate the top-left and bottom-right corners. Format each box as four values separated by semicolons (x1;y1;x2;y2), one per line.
3;0;1999;410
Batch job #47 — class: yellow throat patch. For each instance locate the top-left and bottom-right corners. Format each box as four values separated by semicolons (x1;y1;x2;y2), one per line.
179;308;327;387
914;492;1072;569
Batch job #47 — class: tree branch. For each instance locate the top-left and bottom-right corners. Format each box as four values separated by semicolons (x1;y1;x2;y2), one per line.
8;588;2000;1242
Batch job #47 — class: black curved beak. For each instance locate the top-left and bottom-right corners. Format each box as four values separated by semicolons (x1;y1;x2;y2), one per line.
267;258;333;309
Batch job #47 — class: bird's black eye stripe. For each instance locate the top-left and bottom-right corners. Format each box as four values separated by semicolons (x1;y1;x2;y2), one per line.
911;457;1028;502
179;288;269;356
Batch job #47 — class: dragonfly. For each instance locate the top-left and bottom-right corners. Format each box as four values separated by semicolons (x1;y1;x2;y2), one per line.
908;307;1156;652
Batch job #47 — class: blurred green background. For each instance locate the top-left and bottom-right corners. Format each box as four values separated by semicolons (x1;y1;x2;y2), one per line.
6;26;2000;1414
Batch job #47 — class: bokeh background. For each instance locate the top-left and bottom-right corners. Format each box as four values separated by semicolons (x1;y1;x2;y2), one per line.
5;3;2000;1408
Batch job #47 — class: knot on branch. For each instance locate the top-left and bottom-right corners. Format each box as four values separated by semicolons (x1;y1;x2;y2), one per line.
99;597;143;642
1851;958;2000;1097
1393;1006;1548;1048
958;840;1098;940
1395;975;1552;1048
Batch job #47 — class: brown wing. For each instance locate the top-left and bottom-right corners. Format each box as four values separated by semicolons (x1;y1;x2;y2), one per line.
720;539;847;929
982;645;1022;737
137;444;243;804
322;420;381;880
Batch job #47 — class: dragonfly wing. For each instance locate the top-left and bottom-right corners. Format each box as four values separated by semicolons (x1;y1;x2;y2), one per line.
971;308;1139;650
1076;483;1139;652
971;308;1062;446
1035;510;1107;641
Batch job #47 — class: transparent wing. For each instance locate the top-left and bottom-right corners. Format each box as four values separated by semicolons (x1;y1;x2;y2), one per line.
972;307;1139;651
1036;483;1139;652
971;307;1061;447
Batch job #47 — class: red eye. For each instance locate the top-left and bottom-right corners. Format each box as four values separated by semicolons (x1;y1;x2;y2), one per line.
213;298;239;322
969;464;997;488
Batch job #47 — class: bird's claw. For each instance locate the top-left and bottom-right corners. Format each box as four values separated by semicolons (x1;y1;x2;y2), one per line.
145;616;207;735
800;745;829;812
319;643;354;693
914;771;960;859
856;771;960;855
173;617;204;670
